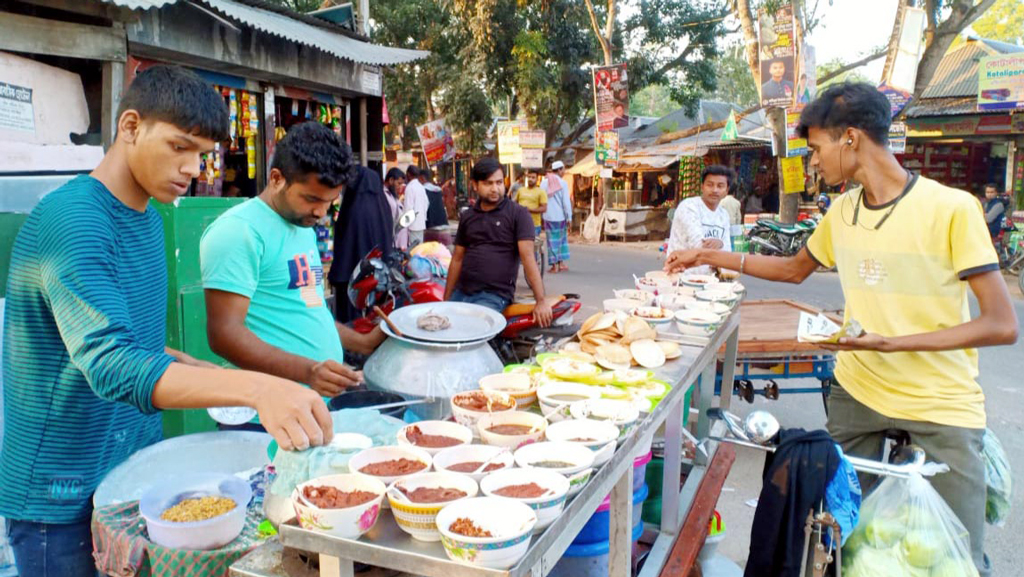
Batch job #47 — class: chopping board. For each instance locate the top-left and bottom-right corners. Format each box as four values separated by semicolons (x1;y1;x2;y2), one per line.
723;299;845;355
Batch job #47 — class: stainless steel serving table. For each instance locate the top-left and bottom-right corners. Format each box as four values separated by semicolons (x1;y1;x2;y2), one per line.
232;312;741;577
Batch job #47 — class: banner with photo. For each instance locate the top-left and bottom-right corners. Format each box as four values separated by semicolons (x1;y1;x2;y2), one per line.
415;118;456;164
888;122;907;154
795;44;816;110
785;110;807;156
758;2;797;108
593;64;630;132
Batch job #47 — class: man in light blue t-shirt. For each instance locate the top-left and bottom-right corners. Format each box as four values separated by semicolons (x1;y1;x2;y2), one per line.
201;123;385;419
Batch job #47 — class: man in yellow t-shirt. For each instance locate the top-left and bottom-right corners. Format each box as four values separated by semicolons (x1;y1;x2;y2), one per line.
515;171;548;234
665;82;1017;577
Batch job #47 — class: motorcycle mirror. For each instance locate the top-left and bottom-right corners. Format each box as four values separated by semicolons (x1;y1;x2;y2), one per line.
397;209;416;230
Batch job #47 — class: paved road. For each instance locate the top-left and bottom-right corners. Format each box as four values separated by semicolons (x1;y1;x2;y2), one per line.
531;242;1024;571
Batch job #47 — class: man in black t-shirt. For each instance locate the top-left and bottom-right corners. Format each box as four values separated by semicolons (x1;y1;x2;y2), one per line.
445;158;552;327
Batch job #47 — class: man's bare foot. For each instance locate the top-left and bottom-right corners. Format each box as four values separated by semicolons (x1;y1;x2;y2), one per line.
559;264;569;272
548;265;560;274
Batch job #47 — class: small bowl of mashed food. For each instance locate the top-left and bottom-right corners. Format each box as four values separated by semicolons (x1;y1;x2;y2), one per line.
387;472;479;541
292;474;388;539
397;421;473;455
480;468;569;532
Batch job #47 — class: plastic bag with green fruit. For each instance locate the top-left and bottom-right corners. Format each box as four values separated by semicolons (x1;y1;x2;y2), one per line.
842;472;978;577
982;428;1012;527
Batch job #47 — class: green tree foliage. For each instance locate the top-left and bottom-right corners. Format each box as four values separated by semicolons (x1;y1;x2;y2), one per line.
971;0;1024;45
630;84;682;118
817;57;870;88
703;42;759;108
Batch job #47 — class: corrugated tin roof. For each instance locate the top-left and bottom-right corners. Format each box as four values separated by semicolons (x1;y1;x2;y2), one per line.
920;39;1024;99
904;96;980;118
100;0;428;65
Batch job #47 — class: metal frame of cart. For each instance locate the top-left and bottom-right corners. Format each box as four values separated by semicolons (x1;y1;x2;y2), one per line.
231;313;743;577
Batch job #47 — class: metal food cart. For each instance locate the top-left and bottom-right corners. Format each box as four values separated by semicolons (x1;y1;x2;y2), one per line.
231;313;742;577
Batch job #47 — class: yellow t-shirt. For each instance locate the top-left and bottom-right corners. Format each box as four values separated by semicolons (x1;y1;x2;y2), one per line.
806;175;998;429
516;186;548;227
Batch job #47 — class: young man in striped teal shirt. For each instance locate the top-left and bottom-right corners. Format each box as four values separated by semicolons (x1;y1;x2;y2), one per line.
0;66;333;576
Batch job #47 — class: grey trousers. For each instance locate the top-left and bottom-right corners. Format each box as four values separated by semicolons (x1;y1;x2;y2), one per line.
826;383;989;576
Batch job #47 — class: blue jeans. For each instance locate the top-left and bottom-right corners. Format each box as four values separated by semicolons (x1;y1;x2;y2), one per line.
450;289;511;314
7;517;98;577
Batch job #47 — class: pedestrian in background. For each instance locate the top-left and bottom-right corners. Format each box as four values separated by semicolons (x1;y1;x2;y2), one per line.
541;160;572;273
404;165;429;248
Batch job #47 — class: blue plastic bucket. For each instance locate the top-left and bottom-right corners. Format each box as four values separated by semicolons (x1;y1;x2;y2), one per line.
549;521;644;577
571;483;649;545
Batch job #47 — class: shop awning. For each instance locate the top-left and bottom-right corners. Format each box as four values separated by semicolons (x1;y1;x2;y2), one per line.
614;155;679;171
101;0;429;66
566;153;602;177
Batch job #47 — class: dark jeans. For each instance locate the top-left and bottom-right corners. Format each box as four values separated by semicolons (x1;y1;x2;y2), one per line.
450;289;511;314
7;517;97;577
827;383;990;576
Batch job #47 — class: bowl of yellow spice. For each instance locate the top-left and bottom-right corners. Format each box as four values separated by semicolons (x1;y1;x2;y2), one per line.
140;473;252;550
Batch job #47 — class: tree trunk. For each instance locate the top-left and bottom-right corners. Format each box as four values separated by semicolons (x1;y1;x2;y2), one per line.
913;0;998;97
735;0;761;82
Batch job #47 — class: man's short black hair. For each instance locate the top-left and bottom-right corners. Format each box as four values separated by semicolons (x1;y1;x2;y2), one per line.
797;82;891;145
984;182;999;192
271;122;353;188
118;65;229;142
471;157;503;182
702;164;735;188
385;168;405;182
406;165;421;179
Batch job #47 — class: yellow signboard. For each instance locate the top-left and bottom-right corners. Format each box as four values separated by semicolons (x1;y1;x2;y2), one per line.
781;156;805;194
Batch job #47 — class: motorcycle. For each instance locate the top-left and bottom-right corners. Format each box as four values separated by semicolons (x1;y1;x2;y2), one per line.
747;217;817;257
347;211;581;363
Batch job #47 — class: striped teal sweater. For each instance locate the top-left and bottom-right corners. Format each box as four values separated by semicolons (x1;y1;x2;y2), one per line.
1;176;176;523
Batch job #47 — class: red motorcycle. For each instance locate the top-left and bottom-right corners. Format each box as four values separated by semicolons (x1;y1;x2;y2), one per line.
347;244;581;363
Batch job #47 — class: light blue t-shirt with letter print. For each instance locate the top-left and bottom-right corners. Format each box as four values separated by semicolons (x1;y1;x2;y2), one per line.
200;198;343;399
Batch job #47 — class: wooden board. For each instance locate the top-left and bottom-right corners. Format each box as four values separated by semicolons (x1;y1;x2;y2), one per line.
722;299;844;355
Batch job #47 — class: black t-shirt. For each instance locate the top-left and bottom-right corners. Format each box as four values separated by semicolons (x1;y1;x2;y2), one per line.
426;188;448;228
454;198;535;300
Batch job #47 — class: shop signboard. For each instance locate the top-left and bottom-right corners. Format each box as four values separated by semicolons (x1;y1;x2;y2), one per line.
497;120;524;164
595;131;619;167
978;54;1024;111
415;118;456;164
785;109;807;157
0;81;34;133
906;114;1024;137
781;155;805;194
888;122;907;154
519;129;546;169
593;64;630;131
758;2;797;108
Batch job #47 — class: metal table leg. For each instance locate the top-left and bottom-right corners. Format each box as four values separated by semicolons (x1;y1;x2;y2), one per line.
608;465;634;577
318;554;355;577
695;362;717;464
660;398;684;534
719;326;740;411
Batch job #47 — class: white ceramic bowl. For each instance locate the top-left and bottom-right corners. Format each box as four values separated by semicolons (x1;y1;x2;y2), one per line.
630;306;673;324
536;382;601;422
634;276;668;293
436;497;537;569
387;472;479;541
683;300;732;316
568;398;641;442
477;411;548;449
514;441;596;496
613;289;656;305
675;309;723;337
348;446;433;486
657;293;697;311
397;421;473;456
544;419;620;466
292;474;386;540
603;298;647;313
679;274;717;289
480;468;569;532
432;444;516;483
656;285;696;298
695;288;740;309
706;281;745;295
140;473;252;550
479;373;538;409
450;390;517;435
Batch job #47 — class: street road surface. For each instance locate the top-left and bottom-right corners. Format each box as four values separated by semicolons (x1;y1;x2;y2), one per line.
530;242;1024;571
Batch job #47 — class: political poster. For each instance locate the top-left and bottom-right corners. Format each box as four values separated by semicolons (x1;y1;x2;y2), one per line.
497;120;524;164
593;64;630;132
781;155;805;194
794;44;816;110
888;122;907;154
595;131;619;167
758;2;797;108
785;110;807;157
415;118;456;164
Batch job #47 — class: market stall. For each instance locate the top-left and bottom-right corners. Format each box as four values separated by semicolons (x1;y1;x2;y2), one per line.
214;274;743;577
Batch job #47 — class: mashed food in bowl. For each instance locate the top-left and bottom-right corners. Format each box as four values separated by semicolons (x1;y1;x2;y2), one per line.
360;458;427;476
160;495;236;522
450;517;493;538
405;425;463;448
302;486;378;509
400;486;468;503
455;392;514;412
